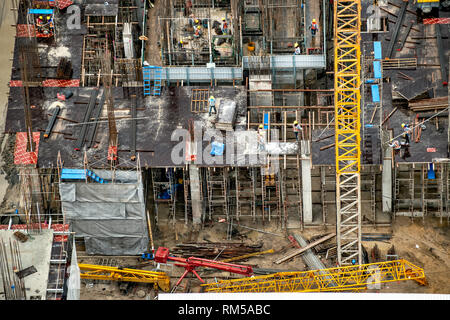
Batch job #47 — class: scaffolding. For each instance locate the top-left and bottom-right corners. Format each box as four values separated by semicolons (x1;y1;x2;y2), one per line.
206;167;229;220
160;0;240;67
281;158;302;229
235;167;257;221
241;0;305;55
320;166;335;226
82;0;142;87
151;168;177;224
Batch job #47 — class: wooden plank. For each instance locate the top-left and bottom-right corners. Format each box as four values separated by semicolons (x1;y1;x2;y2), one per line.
274;233;336;264
320;143;335;151
381;107;398;126
370;106;378;124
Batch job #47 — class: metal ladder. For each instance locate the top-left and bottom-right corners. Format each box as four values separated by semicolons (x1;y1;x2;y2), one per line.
142;66;163;96
153;67;162;96
207;168;228;220
143;66;152;95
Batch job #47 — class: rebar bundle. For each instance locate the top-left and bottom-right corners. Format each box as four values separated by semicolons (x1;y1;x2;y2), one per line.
0;238;27;300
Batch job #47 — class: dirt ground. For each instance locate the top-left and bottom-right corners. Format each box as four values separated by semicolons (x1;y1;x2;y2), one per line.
145;0;163;66
78;215;450;299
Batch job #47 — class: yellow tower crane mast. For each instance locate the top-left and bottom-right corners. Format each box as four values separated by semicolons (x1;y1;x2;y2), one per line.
334;0;362;265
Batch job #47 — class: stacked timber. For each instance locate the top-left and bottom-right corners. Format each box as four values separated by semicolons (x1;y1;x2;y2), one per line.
171;242;263;259
409;96;448;112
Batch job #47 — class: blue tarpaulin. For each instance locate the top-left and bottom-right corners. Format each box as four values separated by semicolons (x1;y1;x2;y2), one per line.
210;141;225;156
263;113;269;129
374;42;382;60
61;169;86;180
373;61;382;79
428;163;435;179
28;9;54;14
371;84;380;103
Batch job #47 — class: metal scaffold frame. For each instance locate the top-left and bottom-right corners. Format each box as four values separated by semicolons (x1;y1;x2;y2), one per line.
334;0;362;265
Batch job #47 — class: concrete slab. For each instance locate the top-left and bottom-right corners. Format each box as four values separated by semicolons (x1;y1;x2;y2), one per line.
0;229;53;300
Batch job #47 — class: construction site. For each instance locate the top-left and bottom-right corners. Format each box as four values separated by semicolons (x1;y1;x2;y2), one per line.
0;0;449;301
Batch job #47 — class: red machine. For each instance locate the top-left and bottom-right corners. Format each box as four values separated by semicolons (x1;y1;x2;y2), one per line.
154;247;253;286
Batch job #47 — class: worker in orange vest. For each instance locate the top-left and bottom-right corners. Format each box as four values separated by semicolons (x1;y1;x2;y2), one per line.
221;18;228;35
194;25;202;38
309;19;319;37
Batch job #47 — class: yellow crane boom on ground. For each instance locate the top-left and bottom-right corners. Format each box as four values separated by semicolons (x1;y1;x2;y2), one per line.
78;263;171;292
201;259;426;293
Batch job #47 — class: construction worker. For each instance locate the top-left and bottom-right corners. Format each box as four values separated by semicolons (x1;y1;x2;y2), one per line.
388;139;401;155
309;18;319;37
194;25;202;38
401;123;411;145
188;14;195;26
294;42;301;55
221;18;228;35
36;15;44;33
208;95;216;116
178;40;184;49
293;120;303;141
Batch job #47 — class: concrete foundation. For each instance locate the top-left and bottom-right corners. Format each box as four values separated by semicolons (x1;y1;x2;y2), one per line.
0;229;53;300
301;140;313;223
189;165;203;224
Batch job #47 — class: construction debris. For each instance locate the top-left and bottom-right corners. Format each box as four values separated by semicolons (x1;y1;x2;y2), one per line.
171;242;263;259
274;233;336;264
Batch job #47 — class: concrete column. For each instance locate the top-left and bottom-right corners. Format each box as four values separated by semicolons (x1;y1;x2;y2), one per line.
382;150;393;213
301;140;313;223
189;164;203;224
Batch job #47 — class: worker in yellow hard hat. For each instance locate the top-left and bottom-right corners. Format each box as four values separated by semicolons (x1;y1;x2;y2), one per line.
294;42;300;55
194;25;202;38
309;18;318;37
208;95;216;116
221;18;228;34
401;123;411;145
293;120;302;141
36;15;44;27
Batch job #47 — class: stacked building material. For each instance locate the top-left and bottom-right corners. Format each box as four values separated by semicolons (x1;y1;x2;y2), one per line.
216;99;237;131
171;242;263;259
408;97;448;112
